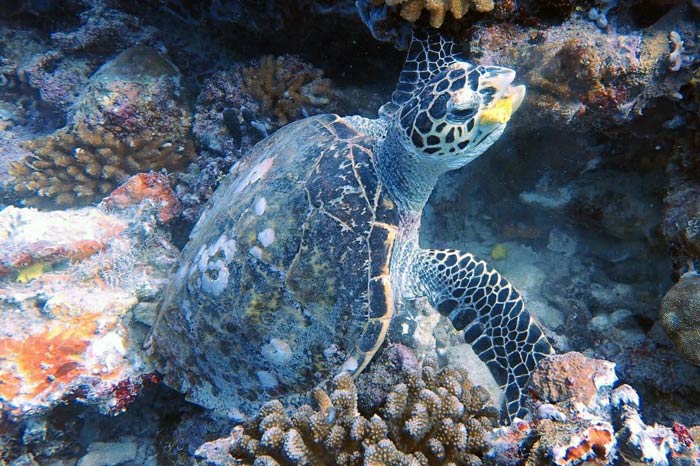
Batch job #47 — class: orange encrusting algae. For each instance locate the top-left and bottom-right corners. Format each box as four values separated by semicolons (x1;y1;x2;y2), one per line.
0;313;102;402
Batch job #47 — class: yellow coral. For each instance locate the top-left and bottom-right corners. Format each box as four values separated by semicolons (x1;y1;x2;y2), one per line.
242;55;333;127
384;0;495;27
209;362;498;465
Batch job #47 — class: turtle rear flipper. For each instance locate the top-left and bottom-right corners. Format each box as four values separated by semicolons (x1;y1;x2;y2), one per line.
411;248;554;422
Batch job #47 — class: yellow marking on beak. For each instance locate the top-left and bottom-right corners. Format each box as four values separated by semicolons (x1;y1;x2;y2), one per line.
480;84;525;125
480;97;515;125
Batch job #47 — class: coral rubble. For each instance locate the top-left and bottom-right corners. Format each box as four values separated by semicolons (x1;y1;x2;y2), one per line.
194;358;498;465
8;45;193;208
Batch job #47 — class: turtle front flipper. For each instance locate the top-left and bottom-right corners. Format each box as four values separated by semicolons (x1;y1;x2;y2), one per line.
411;248;555;422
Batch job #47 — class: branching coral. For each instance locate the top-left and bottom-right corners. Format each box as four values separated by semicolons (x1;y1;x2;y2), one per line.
8;45;194;208
9;123;192;207
194;360;498;465
242;55;333;127
381;0;495;28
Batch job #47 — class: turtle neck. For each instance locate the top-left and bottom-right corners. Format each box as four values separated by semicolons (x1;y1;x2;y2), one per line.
373;120;445;216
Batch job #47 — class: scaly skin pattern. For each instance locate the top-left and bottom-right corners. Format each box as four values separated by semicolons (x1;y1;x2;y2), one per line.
410;247;554;421
375;29;554;422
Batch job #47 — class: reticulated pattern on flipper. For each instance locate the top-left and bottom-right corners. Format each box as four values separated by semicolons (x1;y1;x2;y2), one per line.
413;248;554;422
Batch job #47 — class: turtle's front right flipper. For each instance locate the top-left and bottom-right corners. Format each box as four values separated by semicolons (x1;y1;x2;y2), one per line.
410;248;554;422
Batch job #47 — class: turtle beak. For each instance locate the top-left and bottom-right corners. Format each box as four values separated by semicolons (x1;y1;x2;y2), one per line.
487;67;525;113
478;67;526;125
508;84;526;114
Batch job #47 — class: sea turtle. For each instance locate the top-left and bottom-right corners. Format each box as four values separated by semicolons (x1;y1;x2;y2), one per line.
149;30;554;422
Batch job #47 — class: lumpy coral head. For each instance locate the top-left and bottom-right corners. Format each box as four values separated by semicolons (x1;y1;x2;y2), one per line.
661;273;700;366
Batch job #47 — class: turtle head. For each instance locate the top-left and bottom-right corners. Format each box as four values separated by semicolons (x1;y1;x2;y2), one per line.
397;62;525;169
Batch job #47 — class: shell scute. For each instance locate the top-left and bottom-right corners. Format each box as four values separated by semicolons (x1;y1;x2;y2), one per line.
151;114;398;415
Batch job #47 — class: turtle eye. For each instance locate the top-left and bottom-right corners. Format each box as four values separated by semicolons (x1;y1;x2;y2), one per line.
449;107;477;121
447;89;479;123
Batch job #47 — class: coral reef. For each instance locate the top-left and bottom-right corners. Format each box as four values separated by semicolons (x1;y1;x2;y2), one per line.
0;2;159;132
469;3;699;131
194;358;498;465
0;181;179;416
486;352;700;465
660;272;700;366
8;45;194;208
659;107;700;368
178;54;340;223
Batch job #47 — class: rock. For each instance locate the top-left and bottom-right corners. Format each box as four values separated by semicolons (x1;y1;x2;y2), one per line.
530;352;617;418
660;272;700;366
0;183;178;417
613;384;700;465
77;440;138;466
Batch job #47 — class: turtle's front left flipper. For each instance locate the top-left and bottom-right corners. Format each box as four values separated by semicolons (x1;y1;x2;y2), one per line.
410;248;554;422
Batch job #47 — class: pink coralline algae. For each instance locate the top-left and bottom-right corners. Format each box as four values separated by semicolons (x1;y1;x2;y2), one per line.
101;172;182;224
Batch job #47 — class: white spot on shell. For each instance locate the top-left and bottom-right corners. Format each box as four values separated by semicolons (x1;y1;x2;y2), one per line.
233;157;275;194
249;246;263;260
254;197;267;216
256;371;278;389
339;357;358;373
261;338;293;366
258;228;275;247
193;234;237;297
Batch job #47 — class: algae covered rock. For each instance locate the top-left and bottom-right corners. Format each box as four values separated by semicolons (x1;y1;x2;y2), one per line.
0;174;179;417
9;45;194;208
660;272;700;366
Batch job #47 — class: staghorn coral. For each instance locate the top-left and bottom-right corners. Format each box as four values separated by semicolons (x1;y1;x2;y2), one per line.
382;0;495;28
194;359;498;465
242;54;333;128
8;45;194;208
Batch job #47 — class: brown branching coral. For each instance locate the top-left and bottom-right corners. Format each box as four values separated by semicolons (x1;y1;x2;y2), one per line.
194;360;498;465
381;0;496;28
9;123;192;207
242;55;333;127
